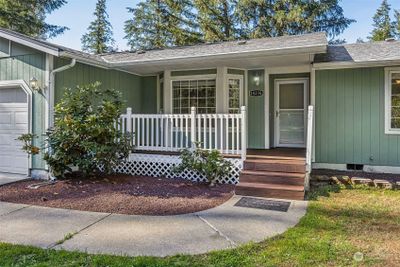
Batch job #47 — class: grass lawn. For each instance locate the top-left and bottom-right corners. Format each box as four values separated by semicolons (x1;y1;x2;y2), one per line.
0;186;399;267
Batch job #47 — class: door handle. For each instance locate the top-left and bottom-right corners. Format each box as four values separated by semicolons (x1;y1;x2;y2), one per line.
275;110;279;117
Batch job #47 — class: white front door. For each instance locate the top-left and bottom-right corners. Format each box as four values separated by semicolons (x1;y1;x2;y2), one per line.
0;87;29;174
274;79;308;148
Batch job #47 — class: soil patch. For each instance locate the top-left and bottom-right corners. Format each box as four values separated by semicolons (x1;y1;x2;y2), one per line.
0;175;235;216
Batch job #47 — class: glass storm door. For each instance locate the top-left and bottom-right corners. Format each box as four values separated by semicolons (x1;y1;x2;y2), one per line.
274;79;308;147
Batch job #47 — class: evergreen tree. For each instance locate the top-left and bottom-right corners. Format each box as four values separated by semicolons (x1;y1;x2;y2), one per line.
369;0;395;41
235;0;354;40
81;0;115;54
0;0;68;39
194;0;238;42
124;0;201;50
395;10;400;39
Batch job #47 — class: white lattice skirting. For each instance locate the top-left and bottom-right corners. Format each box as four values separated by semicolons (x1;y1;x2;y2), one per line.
112;153;243;184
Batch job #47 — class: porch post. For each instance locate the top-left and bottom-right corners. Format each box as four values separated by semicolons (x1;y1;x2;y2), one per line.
191;106;196;148
126;107;134;146
241;106;247;160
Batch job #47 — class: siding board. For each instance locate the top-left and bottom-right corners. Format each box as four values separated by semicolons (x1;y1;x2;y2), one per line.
316;67;400;167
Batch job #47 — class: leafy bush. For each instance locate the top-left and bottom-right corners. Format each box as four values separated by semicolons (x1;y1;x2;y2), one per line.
16;134;40;155
173;143;233;186
43;82;133;178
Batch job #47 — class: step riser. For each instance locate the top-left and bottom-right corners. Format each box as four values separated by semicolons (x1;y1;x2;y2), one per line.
240;174;304;186
236;186;305;201
244;162;306;173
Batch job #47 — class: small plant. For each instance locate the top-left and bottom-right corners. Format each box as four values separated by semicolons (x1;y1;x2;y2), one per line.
173;143;233;186
16;134;40;155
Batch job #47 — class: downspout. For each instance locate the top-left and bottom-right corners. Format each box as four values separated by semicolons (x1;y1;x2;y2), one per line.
48;58;76;127
47;58;76;180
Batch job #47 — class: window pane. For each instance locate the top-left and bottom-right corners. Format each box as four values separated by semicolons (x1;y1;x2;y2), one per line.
172;79;216;114
391;73;400;129
279;83;304;109
228;78;241;113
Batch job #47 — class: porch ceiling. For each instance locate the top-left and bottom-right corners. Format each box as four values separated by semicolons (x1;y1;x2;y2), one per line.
117;53;314;75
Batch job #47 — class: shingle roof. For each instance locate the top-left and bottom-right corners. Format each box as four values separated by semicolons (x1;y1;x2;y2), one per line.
101;32;328;64
314;40;400;63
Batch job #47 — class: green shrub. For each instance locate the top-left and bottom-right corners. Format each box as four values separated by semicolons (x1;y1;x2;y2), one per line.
173;143;233;186
43;82;134;178
16;134;40;155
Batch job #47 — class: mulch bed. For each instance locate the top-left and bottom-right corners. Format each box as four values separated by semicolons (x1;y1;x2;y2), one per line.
312;169;400;183
0;175;235;216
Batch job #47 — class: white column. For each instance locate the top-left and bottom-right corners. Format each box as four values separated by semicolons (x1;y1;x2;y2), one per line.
191;106;196;148
163;70;171;113
311;68;316;162
241;106;247;160
216;66;227;113
264;68;270;149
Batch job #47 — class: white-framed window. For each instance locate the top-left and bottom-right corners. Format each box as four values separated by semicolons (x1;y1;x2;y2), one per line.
385;67;400;134
226;75;243;113
171;77;216;114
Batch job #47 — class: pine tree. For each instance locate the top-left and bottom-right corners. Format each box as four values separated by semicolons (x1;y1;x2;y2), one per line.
194;0;238;42
0;0;68;39
395;10;400;39
124;0;201;50
235;0;354;40
81;0;115;54
369;0;395;41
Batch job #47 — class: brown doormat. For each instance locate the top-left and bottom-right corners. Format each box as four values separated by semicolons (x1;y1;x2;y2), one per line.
234;197;291;212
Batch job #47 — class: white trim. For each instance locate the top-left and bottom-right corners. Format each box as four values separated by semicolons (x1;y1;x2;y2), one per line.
313;60;400;70
384;67;400;135
163;70;172;113
267;65;311;75
313;162;400;174
264;68;270;149
0;80;33;174
225;74;244;113
311;68;316;162
0;32;60;56
274;78;309;148
312;163;348;171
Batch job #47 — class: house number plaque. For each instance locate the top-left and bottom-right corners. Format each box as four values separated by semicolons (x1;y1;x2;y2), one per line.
250;90;263;97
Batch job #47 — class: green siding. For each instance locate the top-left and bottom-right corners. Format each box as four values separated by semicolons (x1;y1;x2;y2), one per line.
54;59;157;113
247;69;265;149
315;67;400;167
269;73;310;146
0;47;47;170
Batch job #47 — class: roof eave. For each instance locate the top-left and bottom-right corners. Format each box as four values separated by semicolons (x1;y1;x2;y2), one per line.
0;31;60;56
107;44;327;67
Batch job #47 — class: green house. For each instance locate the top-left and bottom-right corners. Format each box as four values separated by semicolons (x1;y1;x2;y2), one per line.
0;27;399;199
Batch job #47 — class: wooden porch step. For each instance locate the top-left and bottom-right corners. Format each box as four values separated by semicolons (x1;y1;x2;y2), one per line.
236;182;305;200
240;170;305;185
244;159;306;173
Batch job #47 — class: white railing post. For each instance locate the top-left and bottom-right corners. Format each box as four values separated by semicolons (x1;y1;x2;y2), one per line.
191;106;196;149
305;105;314;191
126;107;133;146
240;106;247;161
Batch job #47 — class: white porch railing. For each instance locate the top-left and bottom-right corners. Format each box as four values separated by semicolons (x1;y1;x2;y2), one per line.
119;106;247;160
305;105;314;190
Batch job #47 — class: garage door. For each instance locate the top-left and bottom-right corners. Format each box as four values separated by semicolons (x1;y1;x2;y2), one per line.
0;86;29;174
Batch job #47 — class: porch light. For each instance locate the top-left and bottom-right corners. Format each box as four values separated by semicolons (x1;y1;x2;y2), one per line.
253;75;260;86
29;77;39;91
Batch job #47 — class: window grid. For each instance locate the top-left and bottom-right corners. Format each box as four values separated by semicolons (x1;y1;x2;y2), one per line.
391;72;400;129
228;78;241;114
172;79;216;114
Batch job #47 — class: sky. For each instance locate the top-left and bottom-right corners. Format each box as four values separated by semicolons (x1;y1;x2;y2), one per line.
46;0;400;51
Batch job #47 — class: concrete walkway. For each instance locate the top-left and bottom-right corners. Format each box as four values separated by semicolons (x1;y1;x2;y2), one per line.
0;195;307;257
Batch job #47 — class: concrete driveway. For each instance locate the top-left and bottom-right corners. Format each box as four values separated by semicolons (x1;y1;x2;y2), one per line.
0;195;307;257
